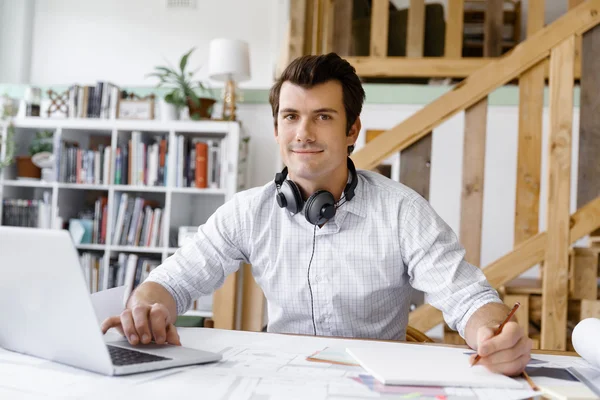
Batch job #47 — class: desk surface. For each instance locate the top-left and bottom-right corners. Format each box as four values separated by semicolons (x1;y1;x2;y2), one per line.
0;328;593;400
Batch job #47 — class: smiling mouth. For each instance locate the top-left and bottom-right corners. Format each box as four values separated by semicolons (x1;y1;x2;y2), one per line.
292;150;323;154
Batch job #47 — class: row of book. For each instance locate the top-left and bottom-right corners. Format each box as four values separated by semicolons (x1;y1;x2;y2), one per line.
80;252;160;294
1;193;52;228
67;82;120;119
57;143;112;185
68;196;108;245
112;193;164;248
175;135;222;188
116;131;167;186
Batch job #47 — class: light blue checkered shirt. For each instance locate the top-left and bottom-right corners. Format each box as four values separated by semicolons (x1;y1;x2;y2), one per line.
146;169;502;340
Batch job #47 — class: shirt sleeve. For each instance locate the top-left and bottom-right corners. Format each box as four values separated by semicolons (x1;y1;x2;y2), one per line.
144;193;249;315
399;195;503;338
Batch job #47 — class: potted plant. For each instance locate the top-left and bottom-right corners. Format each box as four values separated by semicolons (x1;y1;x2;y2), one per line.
147;48;216;120
16;130;53;180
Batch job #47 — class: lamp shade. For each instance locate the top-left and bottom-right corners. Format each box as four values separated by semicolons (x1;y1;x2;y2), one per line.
208;38;250;82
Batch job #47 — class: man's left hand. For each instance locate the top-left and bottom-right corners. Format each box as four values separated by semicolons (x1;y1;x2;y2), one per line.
469;321;532;376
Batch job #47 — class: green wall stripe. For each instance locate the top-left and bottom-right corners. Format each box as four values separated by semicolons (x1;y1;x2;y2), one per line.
0;83;580;107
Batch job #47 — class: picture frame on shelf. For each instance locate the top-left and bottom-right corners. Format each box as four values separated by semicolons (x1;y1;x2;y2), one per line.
118;93;155;120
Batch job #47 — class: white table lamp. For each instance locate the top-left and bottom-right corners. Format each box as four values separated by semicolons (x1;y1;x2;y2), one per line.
208;38;250;121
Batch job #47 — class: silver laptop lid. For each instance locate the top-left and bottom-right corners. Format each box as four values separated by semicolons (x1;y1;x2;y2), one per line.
0;227;113;375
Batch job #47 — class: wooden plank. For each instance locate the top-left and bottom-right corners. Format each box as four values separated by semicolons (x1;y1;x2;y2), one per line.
400;136;431;201
505;277;543;295
577;24;600;238
350;1;600;171
332;0;353;55
504;294;530;336
408;195;600;333
241;263;266;332
304;0;315;55
288;0;308;61
406;0;425;58
580;300;600;319
514;0;545;246
312;0;323;55
322;0;334;53
212;271;239;330
569;248;600;300
370;0;389;57
444;0;464;58
460;98;488;266
484;0;504;57
541;36;575;351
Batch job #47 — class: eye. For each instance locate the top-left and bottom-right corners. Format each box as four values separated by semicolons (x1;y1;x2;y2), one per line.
283;114;297;121
318;114;331;120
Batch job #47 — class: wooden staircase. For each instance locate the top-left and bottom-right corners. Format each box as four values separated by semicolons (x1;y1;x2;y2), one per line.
348;1;600;350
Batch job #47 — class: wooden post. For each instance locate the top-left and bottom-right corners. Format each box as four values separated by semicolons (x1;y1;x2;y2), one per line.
370;0;389;58
241;263;267;332
577;24;600;238
406;0;425;58
484;0;505;57
569;248;600;300
514;0;545;246
460;98;488;266
541;36;575;351
322;0;334;54
504;294;530;336
332;0;353;56
444;0;464;58
287;0;308;64
212;271;239;330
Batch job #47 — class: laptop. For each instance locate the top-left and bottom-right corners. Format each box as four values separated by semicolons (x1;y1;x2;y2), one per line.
0;226;222;376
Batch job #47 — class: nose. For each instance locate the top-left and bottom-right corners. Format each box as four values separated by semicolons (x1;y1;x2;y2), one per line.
295;119;315;143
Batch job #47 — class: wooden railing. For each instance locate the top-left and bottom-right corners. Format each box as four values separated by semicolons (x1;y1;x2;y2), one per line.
346;1;600;351
281;0;582;79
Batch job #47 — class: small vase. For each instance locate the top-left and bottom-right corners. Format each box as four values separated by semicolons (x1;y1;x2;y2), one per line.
159;99;180;121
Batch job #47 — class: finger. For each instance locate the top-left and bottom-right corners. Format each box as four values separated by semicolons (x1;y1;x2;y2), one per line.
480;352;530;376
101;316;122;334
166;324;182;346
478;336;531;366
149;304;169;344
479;322;523;357
131;305;152;344
120;309;139;345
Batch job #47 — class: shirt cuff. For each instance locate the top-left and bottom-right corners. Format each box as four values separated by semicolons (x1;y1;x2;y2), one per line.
455;295;504;339
143;275;189;316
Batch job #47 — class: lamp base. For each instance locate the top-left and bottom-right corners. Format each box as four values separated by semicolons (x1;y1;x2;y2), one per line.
221;78;237;121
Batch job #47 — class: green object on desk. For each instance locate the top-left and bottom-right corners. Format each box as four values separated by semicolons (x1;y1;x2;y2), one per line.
175;315;205;328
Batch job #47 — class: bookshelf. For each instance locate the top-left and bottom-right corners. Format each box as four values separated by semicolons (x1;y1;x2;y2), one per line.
0;117;249;321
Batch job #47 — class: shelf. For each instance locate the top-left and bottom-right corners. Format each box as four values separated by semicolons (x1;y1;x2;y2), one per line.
110;245;164;254
58;183;110;190
113;185;168;193
1;179;54;189
4;117;238;134
76;244;107;251
170;187;226;195
183;310;213;318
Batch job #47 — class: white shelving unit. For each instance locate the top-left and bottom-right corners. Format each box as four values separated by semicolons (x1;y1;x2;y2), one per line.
0;117;249;318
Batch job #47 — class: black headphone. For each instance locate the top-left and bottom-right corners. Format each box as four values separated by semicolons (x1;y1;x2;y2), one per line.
274;158;358;225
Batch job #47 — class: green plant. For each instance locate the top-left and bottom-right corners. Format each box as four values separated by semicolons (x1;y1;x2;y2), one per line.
147;47;214;109
0;122;15;168
29;130;54;156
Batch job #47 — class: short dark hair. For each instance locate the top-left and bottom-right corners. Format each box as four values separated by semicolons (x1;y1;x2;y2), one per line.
269;53;365;155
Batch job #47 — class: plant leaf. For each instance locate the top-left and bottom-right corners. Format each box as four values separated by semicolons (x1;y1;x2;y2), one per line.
180;47;195;73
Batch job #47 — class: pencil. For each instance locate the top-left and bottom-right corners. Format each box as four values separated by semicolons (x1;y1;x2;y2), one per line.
471;302;520;367
522;370;540;391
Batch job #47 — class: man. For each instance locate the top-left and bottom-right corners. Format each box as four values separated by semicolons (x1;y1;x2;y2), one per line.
102;53;531;376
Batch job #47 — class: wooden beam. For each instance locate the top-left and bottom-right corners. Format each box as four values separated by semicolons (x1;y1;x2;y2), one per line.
514;0;545;247
406;0;425;58
444;0;464;58
484;0;505;57
504;294;530;336
212;271;239;330
332;0;353;55
288;0;308;62
312;0;323;54
460;98;488;266
350;1;600;171
580;300;600;319
577;24;600;238
409;195;600;333
569;248;600;300
241;263;266;332
542;36;577;350
400;137;431;201
370;0;389;57
322;0;334;53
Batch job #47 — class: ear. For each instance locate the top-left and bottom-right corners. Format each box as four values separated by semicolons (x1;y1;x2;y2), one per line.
347;116;361;146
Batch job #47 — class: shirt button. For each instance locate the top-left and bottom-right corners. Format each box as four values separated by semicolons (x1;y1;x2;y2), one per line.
314;275;321;282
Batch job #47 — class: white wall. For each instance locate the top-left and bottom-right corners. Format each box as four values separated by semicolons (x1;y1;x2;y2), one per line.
0;0;35;84
28;0;286;88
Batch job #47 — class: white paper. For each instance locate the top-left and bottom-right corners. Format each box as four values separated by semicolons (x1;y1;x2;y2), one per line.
90;285;126;326
346;345;523;389
572;318;600;369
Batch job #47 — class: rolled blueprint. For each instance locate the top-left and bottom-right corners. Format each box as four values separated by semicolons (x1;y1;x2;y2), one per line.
572;318;600;369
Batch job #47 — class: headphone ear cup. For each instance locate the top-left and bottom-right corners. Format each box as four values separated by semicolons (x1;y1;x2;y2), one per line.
280;180;304;214
304;190;336;225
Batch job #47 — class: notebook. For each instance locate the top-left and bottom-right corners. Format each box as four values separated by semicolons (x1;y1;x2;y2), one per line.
346;344;524;389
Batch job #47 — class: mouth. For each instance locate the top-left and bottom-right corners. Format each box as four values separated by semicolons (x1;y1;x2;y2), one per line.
292;150;323;154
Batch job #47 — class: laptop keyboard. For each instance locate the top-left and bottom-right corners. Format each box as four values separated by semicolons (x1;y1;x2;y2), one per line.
107;345;172;366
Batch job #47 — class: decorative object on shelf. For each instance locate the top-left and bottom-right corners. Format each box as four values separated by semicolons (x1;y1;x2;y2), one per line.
118;92;155;120
16;130;54;180
208;38;251;121
0;96;18;169
147;47;216;120
46;89;69;118
24;86;42;117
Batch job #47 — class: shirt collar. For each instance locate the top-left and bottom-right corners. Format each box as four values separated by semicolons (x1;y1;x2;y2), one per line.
336;172;366;218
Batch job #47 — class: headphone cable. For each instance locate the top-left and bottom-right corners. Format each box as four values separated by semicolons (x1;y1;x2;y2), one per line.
307;223;317;335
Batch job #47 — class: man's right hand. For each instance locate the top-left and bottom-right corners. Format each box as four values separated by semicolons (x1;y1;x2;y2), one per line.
100;303;181;346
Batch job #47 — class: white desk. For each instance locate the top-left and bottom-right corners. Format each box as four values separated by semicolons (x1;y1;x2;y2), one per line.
0;328;594;399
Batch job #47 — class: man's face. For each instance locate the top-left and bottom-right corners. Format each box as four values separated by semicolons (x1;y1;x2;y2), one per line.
274;80;359;183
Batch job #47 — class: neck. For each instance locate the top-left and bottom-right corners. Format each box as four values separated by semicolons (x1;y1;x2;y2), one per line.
293;167;349;201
